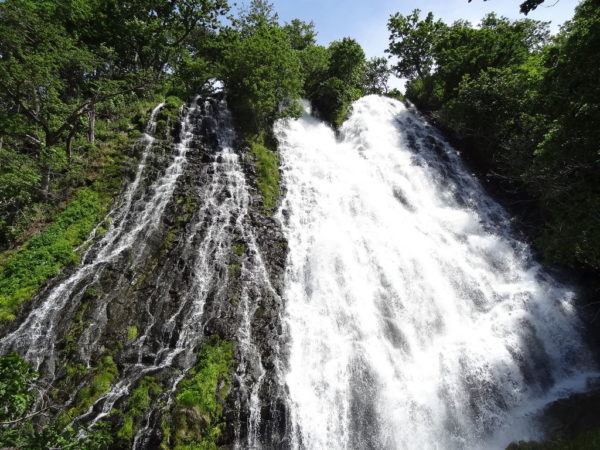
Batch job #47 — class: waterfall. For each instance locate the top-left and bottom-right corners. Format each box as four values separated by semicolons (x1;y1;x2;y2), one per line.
0;97;288;448
275;95;596;450
1;91;595;449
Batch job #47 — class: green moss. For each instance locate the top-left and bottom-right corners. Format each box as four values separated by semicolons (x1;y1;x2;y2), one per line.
65;363;88;378
254;304;266;320
161;337;234;450
162;192;197;256
155;96;183;139
0;189;109;322
118;416;135;442
63;302;91;356
56;355;117;428
90;356;118;397
117;376;162;442
228;264;241;282
83;287;99;299
160;414;172;450
231;243;246;257
66;355;118;422
249;135;280;213
95;217;111;237
127;325;138;341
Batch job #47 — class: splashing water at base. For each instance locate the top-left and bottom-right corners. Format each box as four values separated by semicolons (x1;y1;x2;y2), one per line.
276;96;596;450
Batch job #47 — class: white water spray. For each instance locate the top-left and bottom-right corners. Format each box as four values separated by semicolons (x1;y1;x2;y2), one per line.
276;96;595;450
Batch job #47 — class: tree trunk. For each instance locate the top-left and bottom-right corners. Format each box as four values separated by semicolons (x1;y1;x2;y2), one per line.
66;134;73;163
88;103;96;143
40;134;56;201
40;165;50;201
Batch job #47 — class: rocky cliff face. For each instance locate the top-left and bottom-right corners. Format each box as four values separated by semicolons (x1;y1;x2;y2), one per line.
0;96;290;449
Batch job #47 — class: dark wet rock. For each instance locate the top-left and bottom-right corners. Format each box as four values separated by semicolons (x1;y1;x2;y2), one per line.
540;388;600;440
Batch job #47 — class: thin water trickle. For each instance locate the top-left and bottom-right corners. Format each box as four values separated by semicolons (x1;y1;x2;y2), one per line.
276;95;596;450
0;101;168;373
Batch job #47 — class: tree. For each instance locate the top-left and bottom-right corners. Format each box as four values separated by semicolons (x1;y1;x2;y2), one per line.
0;0;230;199
527;0;600;268
0;0;102;196
391;0;600;272
387;9;446;81
70;0;229;74
308;38;367;126
299;44;329;98
283;19;317;51
235;0;279;34
222;24;303;131
433;14;550;97
363;57;391;95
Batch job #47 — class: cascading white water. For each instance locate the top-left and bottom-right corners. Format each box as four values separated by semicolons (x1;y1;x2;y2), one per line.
0;101;169;373
276;95;596;450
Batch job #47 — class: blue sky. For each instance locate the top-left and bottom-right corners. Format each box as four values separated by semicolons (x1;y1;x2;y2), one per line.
258;0;581;89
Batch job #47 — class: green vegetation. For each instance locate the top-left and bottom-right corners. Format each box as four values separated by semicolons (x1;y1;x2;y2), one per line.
0;0;228;245
228;263;242;282
250;136;281;212
155;96;184;140
161;337;234;449
127;325;139;341
69;355;118;418
387;0;600;272
0;92;168;324
0;353;113;449
232;243;246;257
117;377;163;442
2;0;598;446
0;189;107;322
222;20;304;132
63;302;91;356
307;38;367;127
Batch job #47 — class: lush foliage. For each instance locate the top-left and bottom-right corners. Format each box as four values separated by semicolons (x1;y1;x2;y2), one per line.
0;353;113;449
161;337;234;449
221;23;303;131
250;136;281;213
0;0;228;246
387;0;600;271
307;38;368;127
65;355;118;422
117;376;163;442
387;9;445;81
210;0;390;213
0;189;106;322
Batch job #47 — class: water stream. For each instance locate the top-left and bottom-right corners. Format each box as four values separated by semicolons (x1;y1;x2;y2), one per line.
276;96;596;450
